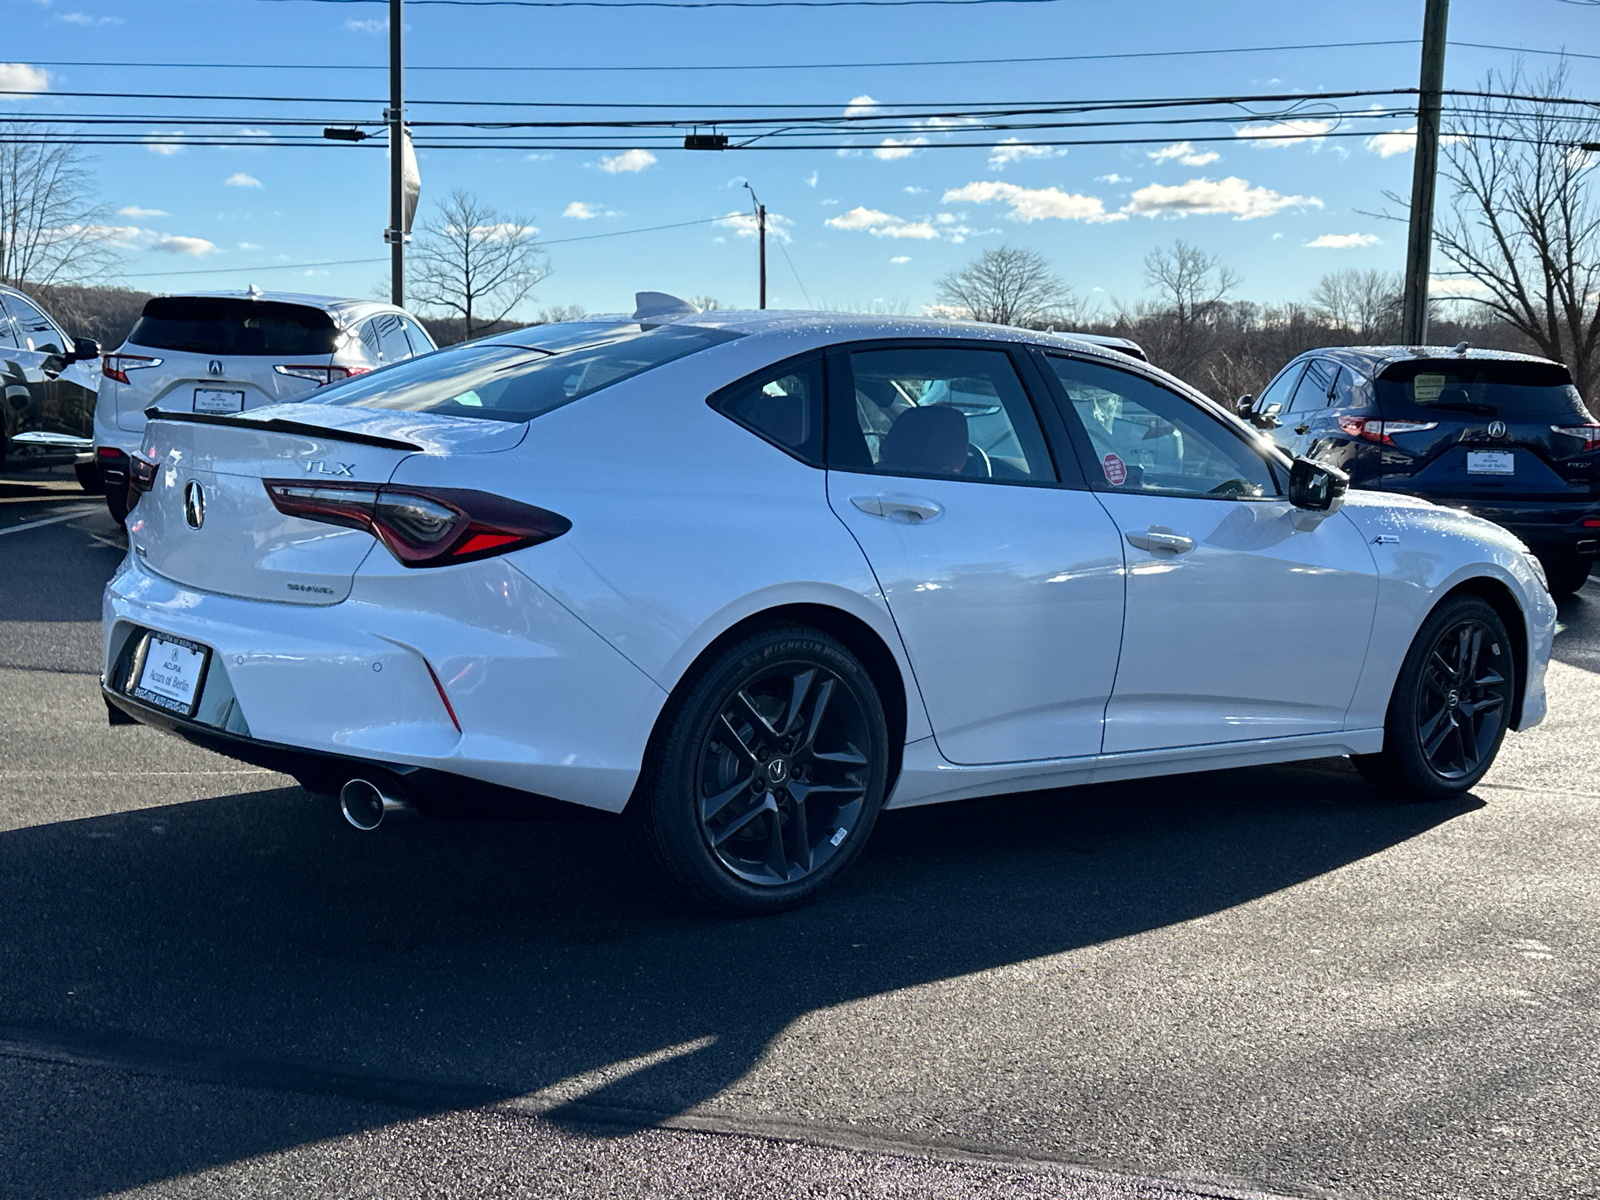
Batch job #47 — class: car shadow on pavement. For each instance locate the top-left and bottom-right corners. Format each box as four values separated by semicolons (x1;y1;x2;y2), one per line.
1552;588;1598;674
0;757;1477;1200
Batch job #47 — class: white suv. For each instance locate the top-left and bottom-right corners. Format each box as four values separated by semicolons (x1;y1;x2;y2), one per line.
94;289;435;522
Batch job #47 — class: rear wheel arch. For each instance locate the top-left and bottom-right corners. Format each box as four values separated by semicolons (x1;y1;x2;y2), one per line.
635;603;910;808
1434;575;1530;728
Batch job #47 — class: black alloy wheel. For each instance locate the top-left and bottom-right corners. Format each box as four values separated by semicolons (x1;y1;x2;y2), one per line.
1353;595;1514;800
634;625;889;914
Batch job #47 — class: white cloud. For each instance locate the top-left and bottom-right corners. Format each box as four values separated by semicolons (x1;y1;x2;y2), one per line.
1366;126;1416;157
821;198;840;206
988;138;1068;169
563;201;599;219
903;185;927;194
1235;119;1332;147
1307;232;1381;249
1121;176;1321;220
237;241;263;251
524;152;553;162
873;136;928;160
890;255;911;264
825;207;940;239
844;94;880;117
144;131;187;156
1148;141;1221;167
805;170;818;188
152;234;217;256
1095;173;1130;184
941;181;1123;224
118;205;167;218
59;11;123;25
717;209;793;243
344;17;388;33
0;63;51;95
598;148;656;174
1429;277;1491;298
467;221;537;243
224;172;261;188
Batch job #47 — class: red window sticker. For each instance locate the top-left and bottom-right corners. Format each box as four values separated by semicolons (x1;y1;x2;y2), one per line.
1101;453;1127;486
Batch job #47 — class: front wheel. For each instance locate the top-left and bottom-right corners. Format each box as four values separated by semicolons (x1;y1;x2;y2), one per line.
1352;595;1514;801
632;625;889;915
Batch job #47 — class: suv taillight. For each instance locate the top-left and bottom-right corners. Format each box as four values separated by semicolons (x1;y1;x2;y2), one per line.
103;353;162;385
273;364;372;387
262;481;570;568
1552;424;1600;453
1337;416;1439;444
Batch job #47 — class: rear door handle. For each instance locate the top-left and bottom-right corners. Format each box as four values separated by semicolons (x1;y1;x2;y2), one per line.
1125;525;1195;554
851;494;943;524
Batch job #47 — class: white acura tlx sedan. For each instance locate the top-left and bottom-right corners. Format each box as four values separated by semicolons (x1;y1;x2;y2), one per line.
103;298;1557;913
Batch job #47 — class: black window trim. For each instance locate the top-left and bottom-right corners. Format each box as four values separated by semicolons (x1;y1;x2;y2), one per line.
705;348;828;468
820;336;1076;490
1030;346;1289;502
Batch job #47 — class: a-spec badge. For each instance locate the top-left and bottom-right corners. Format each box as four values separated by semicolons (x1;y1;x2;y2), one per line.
301;460;356;477
183;480;206;529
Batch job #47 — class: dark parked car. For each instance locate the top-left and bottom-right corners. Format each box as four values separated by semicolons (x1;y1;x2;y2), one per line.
1244;346;1600;595
0;283;102;490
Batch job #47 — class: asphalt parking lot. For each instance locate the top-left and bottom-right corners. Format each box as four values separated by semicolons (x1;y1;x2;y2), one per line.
2;468;1597;1200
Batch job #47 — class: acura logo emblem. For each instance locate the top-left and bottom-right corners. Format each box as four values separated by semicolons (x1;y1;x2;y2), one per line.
208;360;224;377
1488;420;1507;438
183;480;206;529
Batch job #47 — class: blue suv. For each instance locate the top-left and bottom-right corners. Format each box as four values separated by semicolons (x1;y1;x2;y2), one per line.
1246;345;1600;595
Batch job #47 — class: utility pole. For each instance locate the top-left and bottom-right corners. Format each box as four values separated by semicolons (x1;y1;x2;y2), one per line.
1400;0;1450;345
744;182;766;309
387;0;404;307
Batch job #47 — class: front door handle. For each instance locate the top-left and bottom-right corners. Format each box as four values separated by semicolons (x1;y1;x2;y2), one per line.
851;494;943;524
1125;525;1195;554
1294;422;1310;435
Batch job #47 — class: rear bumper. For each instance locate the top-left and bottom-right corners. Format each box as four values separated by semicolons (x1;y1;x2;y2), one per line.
102;553;668;812
1420;497;1600;559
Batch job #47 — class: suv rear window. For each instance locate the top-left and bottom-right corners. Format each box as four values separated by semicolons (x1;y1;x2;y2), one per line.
1377;359;1592;420
320;322;742;423
128;297;339;356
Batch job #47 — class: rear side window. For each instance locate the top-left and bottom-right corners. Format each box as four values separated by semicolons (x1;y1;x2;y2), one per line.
1287;359;1336;412
322;322;742;424
708;355;824;466
128;297;339;356
374;313;413;364
1377;359;1592;420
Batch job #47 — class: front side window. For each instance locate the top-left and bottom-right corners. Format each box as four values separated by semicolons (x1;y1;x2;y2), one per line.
1253;362;1304;418
709;355;823;465
0;299;17;350
1047;355;1278;500
321;322;741;424
5;294;64;354
400;317;436;353
830;345;1055;483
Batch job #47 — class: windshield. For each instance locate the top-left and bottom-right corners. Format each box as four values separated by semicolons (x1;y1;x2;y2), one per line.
1376;359;1592;420
128;297;340;356
317;322;742;423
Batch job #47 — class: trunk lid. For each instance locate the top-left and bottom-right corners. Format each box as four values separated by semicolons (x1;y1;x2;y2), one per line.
1375;357;1600;501
129;406;525;605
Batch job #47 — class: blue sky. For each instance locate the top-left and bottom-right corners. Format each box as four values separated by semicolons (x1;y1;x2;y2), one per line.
5;0;1599;318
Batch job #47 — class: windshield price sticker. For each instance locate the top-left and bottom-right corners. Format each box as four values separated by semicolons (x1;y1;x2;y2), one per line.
1102;453;1128;486
1413;373;1446;402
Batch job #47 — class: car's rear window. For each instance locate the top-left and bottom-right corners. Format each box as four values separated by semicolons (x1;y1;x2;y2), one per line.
128;297;340;356
1377;359;1592;420
319;322;742;423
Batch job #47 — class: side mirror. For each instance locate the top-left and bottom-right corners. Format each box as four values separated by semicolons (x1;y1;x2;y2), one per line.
1288;455;1349;514
1234;394;1254;414
73;337;101;362
1246;409;1278;430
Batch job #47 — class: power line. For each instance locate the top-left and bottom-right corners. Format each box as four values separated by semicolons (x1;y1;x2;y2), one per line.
247;0;1074;8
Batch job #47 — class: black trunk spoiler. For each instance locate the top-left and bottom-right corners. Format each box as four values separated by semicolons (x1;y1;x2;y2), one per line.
143;408;422;453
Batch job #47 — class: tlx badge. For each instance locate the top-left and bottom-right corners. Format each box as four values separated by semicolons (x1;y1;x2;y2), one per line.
301;460;355;477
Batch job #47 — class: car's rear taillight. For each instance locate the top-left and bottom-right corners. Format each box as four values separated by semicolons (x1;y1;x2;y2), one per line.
1552;424;1600;453
103;353;161;385
1337;416;1438;444
262;481;570;568
273;364;372;387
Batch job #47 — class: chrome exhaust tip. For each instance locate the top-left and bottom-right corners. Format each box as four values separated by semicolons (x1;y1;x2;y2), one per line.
339;777;415;831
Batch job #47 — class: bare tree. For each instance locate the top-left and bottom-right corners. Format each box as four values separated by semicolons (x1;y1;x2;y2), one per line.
934;245;1080;328
688;295;721;312
1420;63;1600;393
410;190;550;340
1309;269;1403;342
1121;240;1240;378
535;304;586;324
0;123;119;286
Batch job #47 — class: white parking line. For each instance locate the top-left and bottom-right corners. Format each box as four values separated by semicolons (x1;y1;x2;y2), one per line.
0;507;99;538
